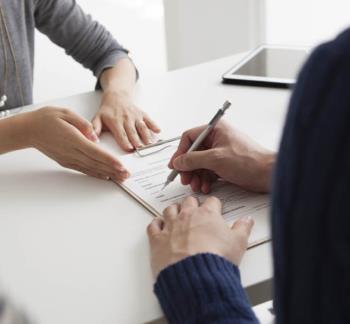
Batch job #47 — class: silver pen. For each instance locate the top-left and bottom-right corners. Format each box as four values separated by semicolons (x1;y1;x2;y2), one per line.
162;100;231;190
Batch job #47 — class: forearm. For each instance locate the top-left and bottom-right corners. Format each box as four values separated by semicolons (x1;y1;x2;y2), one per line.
99;58;137;97
0;113;33;154
154;253;259;324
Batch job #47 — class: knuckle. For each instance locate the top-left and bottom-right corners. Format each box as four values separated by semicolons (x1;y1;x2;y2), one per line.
146;223;154;236
139;122;148;131
123;113;132;122
58;108;70;115
82;123;92;133
184;196;197;204
178;209;192;220
211;148;225;161
207;196;221;208
200;204;215;214
164;204;175;215
181;154;188;165
182;155;193;168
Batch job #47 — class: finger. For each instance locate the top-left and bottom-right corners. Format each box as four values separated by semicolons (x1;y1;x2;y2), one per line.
104;117;134;152
168;126;207;169
73;153;129;182
144;115;161;133
124;120;143;149
180;196;199;210
180;172;193;185
200;170;217;194
190;174;201;193
68;164;110;180
147;217;164;238
201;196;222;213
77;137;128;174
173;149;218;172
136;120;152;145
163;204;180;224
92;114;103;136
231;216;255;242
62;111;99;143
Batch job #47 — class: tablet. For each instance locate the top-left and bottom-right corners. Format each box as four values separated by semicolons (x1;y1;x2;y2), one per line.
222;45;309;88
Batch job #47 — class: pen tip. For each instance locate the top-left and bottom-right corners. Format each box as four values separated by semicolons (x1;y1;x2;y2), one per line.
161;181;169;191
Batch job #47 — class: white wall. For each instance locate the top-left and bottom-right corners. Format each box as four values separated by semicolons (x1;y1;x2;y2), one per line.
35;1;350;103
33;0;166;103
265;0;350;47
163;0;265;70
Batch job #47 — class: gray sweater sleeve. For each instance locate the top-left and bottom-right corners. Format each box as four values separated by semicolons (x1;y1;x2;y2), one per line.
33;0;131;79
0;294;32;324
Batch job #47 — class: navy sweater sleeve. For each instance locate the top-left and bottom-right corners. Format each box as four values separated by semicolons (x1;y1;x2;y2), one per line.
154;253;258;324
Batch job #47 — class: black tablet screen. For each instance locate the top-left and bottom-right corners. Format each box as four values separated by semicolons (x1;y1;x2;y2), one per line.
233;48;307;79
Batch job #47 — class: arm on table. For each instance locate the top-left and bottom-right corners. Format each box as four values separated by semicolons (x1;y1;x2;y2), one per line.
155;253;259;324
148;196;258;324
34;0;160;150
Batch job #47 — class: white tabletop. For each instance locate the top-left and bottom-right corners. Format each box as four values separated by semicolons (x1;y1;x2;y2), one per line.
0;53;291;324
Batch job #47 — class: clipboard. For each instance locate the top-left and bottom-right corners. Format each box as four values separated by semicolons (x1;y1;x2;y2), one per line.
116;137;271;249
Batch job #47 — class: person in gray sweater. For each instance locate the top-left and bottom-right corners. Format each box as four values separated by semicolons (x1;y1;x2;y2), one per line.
0;0;160;181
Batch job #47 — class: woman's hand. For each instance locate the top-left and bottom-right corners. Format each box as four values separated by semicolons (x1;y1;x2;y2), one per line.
92;91;160;152
147;196;254;279
27;107;129;181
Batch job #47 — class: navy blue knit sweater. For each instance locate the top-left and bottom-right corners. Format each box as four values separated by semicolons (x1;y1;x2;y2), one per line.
154;28;350;324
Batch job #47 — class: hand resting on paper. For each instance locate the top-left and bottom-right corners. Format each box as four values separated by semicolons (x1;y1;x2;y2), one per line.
168;121;276;194
147;196;254;278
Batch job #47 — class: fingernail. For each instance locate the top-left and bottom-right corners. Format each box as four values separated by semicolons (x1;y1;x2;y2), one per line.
116;166;129;174
91;131;100;143
121;171;130;178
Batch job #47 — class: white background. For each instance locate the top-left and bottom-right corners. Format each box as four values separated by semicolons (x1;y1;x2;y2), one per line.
265;0;350;46
33;0;350;103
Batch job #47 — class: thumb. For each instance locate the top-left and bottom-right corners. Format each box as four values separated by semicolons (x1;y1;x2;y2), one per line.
63;111;99;143
92;114;103;136
231;216;254;244
173;149;217;172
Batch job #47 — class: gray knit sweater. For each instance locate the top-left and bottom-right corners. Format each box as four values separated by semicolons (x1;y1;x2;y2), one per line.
0;0;130;110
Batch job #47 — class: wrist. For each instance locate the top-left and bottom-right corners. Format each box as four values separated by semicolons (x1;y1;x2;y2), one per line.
21;110;41;149
100;89;133;107
256;151;275;193
102;88;132;98
0;112;36;152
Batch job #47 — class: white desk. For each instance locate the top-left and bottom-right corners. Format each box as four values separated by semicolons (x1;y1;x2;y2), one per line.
0;53;291;324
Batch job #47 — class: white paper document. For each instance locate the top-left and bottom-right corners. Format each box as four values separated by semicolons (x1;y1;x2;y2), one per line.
118;140;271;247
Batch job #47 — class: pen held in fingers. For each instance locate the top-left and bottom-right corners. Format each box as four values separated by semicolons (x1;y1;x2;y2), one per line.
162;100;231;190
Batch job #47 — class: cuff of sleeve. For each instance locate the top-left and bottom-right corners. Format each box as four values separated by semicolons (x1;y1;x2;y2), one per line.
94;51;139;90
154;253;257;324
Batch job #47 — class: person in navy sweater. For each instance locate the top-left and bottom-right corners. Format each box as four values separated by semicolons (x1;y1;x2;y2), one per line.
147;29;350;324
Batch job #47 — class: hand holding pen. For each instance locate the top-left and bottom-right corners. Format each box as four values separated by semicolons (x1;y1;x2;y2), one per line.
162;100;231;190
